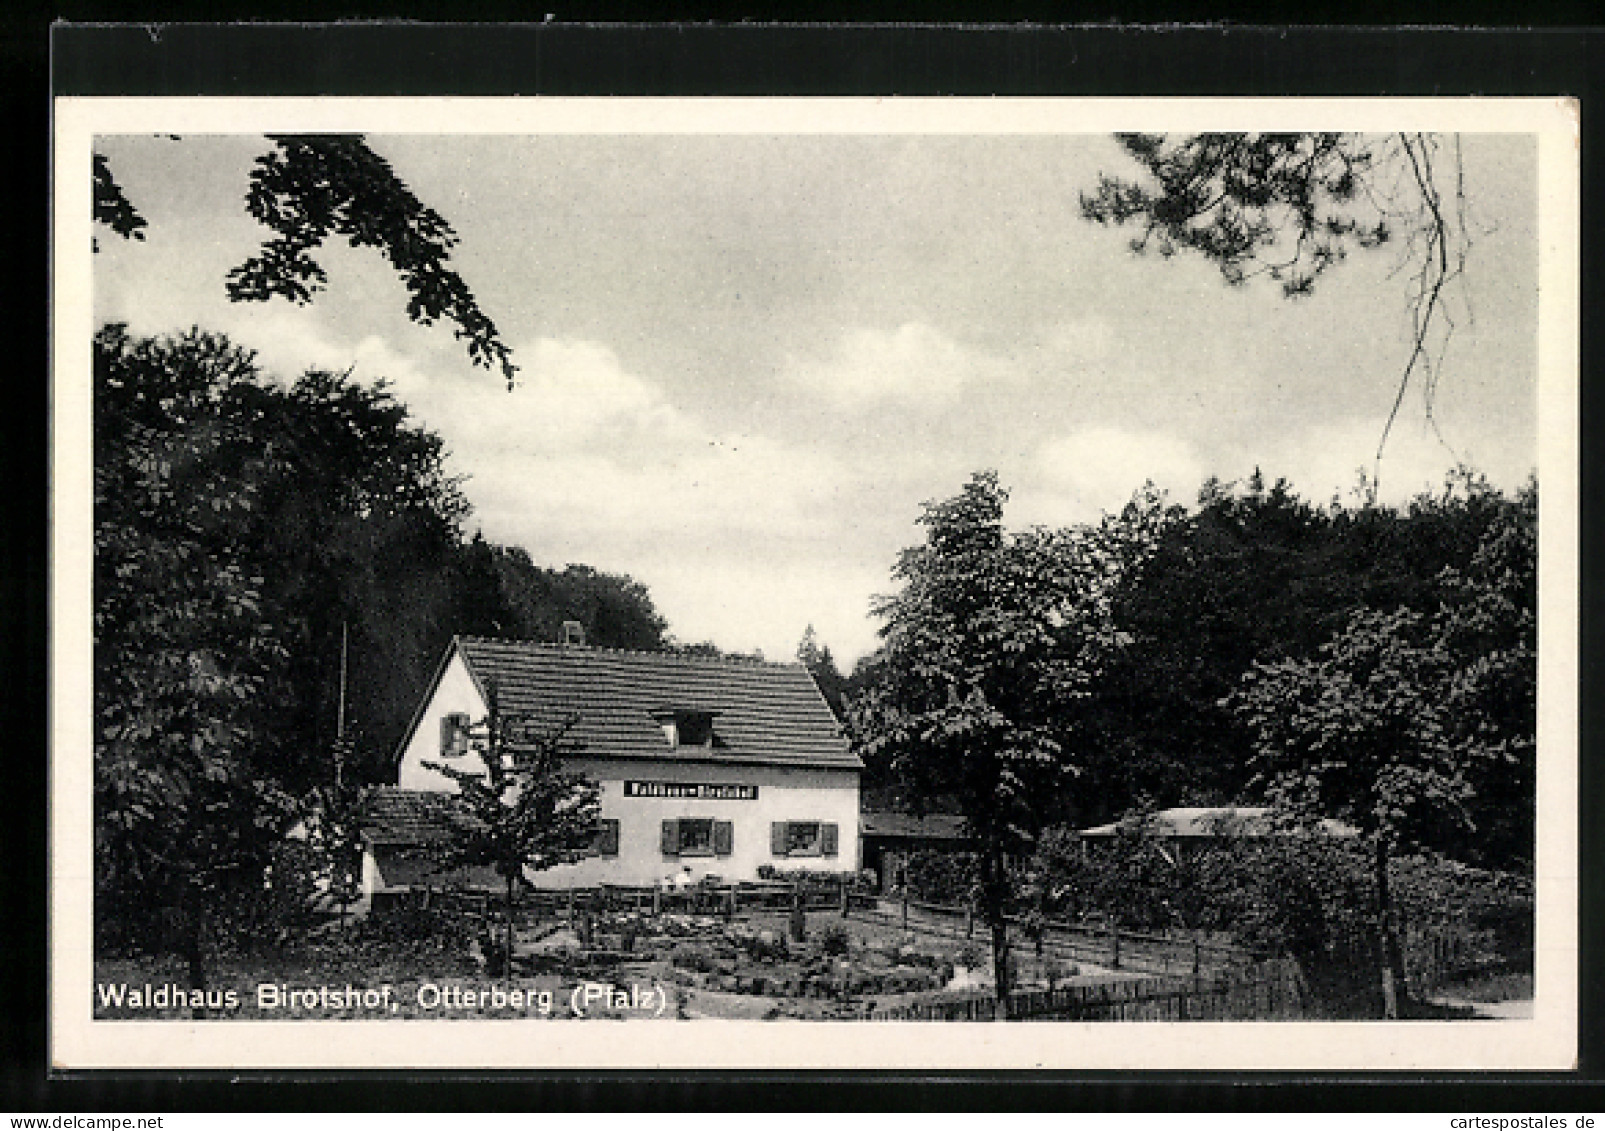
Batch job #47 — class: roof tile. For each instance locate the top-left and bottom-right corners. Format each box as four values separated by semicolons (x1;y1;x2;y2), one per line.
454;637;861;771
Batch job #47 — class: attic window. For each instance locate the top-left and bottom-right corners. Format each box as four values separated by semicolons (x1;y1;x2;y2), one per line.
654;709;717;749
439;713;471;758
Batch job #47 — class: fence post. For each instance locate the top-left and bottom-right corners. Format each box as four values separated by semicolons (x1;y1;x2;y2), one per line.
840;876;849;918
902;890;910;931
1110;924;1121;970
1193;939;1201;976
566;887;575;927
966;906;974;939
651;886;661;917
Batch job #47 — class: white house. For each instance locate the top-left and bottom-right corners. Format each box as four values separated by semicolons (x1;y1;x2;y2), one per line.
360;633;862;902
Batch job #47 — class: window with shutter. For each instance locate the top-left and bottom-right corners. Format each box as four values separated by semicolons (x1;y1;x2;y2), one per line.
661;819;679;856
677;818;715;856
785;821;822;856
713;820;733;856
439;713;469;758
821;822;839;857
597;819;620;857
771;822;787;856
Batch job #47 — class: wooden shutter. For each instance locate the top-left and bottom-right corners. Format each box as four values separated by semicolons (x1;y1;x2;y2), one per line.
713;820;734;856
821;822;839;857
771;822;788;856
598;819;620;857
661;819;679;856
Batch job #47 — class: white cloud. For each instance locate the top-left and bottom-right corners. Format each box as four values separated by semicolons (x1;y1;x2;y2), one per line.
1013;426;1203;526
783;322;997;409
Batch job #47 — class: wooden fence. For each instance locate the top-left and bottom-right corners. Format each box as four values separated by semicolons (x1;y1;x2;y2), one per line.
869;957;1308;1022
853;894;1255;977
423;879;1255;977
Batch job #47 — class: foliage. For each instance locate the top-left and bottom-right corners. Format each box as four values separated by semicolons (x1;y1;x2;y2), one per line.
93;324;296;991
1025;826;1529;1015
1068;468;1533;862
796;624;850;721
93;136;517;385
817;923;851;956
899;850;981;906
453;537;669;654
851;471;1131;1011
1229;606;1468;850
1081;132;1472;462
1081;133;1391;297
92;152;146;247
422;713;601;883
423;710;601;976
1225;591;1523;1015
1433;481;1537;868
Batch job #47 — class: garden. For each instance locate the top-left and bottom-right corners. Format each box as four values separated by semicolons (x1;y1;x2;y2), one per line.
93;894;1123;1022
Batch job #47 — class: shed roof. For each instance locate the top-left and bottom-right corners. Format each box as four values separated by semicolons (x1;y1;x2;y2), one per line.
411;636;860;771
359;787;484;847
1077;806;1357;839
859;811;972;841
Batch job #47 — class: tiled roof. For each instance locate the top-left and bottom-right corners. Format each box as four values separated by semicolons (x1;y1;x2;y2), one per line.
1078;806;1358;839
450;637;861;771
358;789;519;890
359;787;485;847
372;851;504;892
860;811;972;841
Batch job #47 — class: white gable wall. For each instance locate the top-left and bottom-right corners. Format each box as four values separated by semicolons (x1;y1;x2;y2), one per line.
396;649;489;792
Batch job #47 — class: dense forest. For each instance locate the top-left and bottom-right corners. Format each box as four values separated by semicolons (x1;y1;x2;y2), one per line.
845;468;1534;876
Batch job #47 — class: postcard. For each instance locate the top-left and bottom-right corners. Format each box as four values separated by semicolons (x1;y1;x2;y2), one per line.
52;91;1578;1070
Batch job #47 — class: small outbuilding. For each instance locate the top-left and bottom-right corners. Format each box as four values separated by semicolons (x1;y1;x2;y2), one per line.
1076;805;1358;865
858;810;973;893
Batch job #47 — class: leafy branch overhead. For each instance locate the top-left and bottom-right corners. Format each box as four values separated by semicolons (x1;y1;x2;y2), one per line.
92;137;519;388
227;136;518;388
1081;132;1471;463
93;153;147;247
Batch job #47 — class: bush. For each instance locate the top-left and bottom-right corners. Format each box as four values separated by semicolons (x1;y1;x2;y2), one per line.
671;942;718;973
900;850;980;904
817;923;850;956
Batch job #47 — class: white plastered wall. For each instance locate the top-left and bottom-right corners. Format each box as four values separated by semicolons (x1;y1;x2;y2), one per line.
395;649;489;792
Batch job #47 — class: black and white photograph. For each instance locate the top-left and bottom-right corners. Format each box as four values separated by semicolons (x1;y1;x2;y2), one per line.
51;95;1578;1070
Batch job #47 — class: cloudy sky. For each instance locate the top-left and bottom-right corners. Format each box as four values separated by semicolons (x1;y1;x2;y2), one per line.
91;129;1538;665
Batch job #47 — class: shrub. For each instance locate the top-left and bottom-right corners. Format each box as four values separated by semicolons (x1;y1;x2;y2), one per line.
671;942;718;973
901;850;980;904
817;923;850;956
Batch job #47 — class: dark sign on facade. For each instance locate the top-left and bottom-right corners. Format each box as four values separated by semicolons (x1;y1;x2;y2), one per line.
623;781;759;801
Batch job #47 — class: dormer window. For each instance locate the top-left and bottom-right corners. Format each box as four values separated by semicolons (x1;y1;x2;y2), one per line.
653;708;718;749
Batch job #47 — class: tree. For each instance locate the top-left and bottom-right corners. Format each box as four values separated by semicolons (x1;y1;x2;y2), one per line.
1433;479;1537;870
796;624;849;721
1081;132;1471;467
423;706;601;978
242;364;470;789
1226;606;1472;1017
93;325;295;1005
93;135;517;386
851;472;1127;1015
